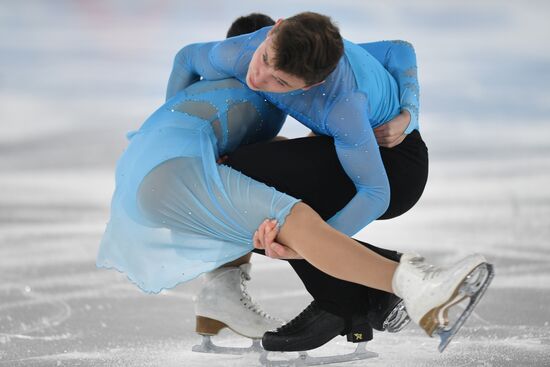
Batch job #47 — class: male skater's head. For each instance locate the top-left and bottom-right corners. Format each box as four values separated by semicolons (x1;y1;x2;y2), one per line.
245;12;344;93
227;13;275;38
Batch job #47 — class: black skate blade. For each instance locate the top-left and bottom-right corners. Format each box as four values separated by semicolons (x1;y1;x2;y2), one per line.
437;263;495;352
192;335;263;355
259;342;378;367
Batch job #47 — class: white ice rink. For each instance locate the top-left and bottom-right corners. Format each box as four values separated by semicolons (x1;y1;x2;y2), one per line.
1;1;550;366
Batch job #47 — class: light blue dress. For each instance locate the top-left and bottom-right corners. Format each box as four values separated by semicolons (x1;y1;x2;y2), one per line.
166;28;420;236
97;79;299;293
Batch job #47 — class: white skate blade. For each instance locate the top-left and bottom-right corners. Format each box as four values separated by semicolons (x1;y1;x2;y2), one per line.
436;263;495;352
192;335;263;355
259;342;378;367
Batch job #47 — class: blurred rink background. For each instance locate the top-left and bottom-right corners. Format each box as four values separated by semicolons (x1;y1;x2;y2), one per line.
1;1;549;366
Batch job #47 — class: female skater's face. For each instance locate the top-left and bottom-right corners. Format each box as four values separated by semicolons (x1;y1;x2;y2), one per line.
246;35;310;93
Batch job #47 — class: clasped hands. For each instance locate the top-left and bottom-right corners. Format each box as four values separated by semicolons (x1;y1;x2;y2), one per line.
253;219;303;260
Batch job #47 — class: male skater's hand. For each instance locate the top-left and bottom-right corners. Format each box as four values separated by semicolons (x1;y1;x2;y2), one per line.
374;109;410;148
253;219;303;260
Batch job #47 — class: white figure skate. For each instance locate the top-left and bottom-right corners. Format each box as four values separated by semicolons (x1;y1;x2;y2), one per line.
192;264;283;355
393;253;494;352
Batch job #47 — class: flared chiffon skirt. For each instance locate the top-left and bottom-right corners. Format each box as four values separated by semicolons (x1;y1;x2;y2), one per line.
97;108;299;293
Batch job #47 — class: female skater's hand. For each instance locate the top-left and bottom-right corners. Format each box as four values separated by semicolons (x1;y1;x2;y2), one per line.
253;219;303;260
374;109;410;148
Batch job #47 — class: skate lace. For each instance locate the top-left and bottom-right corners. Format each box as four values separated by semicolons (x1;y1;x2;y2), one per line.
239;271;277;321
276;301;319;333
409;256;442;280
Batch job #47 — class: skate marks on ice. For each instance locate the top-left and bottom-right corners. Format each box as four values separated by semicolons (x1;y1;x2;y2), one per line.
10;327;549;367
0;286;74;345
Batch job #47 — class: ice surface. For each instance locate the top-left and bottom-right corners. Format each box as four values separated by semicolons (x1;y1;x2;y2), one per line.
1;0;549;366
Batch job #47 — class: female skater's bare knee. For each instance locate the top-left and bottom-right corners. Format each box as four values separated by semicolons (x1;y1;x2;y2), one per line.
278;202;324;245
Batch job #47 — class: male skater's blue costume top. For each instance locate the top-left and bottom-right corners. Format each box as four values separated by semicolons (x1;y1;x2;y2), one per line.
166;27;420;236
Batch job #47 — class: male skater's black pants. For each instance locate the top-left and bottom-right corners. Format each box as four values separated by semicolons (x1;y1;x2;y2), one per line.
225;130;428;324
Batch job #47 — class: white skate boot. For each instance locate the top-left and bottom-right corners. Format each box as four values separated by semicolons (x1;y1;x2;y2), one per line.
393;253;494;352
192;264;283;355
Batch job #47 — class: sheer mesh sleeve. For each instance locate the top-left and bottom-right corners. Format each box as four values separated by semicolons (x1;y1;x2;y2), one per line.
165;35;251;101
324;92;390;236
358;41;420;133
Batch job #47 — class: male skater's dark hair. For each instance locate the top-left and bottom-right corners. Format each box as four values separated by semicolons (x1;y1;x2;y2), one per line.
271;12;343;86
227;13;276;38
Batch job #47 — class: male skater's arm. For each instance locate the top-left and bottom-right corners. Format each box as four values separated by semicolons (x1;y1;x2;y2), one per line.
323;40;420;232
359;41;419;133
323;92;390;236
359;41;420;147
257;93;390;239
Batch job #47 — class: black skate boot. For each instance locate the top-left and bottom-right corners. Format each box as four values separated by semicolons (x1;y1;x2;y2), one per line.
346;314;374;343
260;302;378;366
262;294;408;352
261;301;345;352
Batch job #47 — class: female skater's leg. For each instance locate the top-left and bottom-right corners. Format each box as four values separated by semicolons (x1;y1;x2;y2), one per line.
270;202;493;352
274;203;397;292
